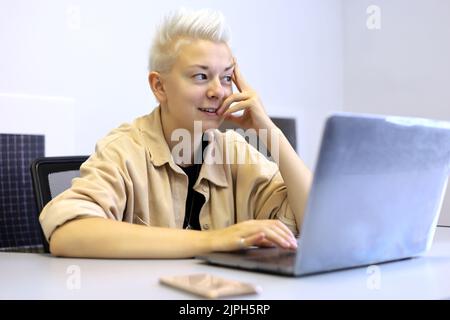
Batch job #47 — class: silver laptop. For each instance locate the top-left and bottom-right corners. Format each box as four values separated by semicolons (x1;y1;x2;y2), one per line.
197;113;450;276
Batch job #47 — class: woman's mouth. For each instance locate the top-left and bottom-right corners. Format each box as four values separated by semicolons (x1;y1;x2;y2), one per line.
198;107;219;117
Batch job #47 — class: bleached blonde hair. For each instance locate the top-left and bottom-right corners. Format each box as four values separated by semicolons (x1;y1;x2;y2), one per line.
148;8;231;73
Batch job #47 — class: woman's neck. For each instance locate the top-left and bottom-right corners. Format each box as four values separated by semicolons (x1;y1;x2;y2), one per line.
160;109;202;167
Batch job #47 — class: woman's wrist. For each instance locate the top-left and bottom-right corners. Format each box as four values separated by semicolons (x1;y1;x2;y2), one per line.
198;229;217;253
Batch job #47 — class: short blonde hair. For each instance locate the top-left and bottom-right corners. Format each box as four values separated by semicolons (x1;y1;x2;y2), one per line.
149;8;231;73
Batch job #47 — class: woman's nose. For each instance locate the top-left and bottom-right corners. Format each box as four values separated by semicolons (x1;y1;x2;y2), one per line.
206;78;225;100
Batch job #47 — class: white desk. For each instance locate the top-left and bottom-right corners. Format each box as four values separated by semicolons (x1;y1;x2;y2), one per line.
1;227;450;300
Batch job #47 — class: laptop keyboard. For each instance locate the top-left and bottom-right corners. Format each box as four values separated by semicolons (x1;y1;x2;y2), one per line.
244;248;297;266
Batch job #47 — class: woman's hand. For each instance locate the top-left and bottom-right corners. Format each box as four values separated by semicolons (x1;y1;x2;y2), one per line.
217;60;276;132
206;219;298;252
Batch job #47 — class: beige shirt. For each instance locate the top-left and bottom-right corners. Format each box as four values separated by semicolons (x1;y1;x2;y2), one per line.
39;107;298;241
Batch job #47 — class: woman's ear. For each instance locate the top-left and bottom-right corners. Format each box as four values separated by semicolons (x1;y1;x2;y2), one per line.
148;72;167;104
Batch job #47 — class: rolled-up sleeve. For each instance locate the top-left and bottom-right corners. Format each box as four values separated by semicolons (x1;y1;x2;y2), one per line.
252;169;298;235
39;138;132;242
231;135;299;236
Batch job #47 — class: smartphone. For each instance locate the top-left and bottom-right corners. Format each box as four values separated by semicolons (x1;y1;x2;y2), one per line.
159;273;261;299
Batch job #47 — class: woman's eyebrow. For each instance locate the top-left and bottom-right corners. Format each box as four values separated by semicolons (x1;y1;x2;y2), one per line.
224;64;235;72
187;64;235;71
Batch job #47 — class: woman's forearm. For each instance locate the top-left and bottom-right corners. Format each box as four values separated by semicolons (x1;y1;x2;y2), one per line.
267;127;313;232
50;217;212;259
50;215;298;258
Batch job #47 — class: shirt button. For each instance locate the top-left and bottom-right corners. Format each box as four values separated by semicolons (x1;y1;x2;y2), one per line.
203;224;210;230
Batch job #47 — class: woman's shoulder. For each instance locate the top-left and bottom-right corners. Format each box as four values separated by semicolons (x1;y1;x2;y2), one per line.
93;114;154;159
95;121;140;151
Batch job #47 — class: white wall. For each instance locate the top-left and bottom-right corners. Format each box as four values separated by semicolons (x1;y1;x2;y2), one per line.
0;95;75;156
0;0;343;168
1;0;448;224
343;0;450;225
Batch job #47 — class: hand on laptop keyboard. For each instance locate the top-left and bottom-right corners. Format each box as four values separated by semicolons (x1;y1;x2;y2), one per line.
206;219;298;252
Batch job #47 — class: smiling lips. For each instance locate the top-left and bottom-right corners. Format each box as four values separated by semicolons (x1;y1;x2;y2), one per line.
198;107;220;116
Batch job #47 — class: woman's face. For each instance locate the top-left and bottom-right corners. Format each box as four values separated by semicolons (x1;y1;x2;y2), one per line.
160;39;234;133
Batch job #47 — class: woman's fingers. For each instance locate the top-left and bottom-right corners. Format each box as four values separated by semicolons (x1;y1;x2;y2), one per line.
274;219;296;237
242;220;297;249
232;61;250;92
256;238;277;248
217;220;297;252
261;227;296;249
258;220;297;249
237;232;265;250
273;220;297;245
218;92;252;116
223;101;250;117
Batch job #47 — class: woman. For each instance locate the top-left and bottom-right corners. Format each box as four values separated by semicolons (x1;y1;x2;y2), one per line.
40;8;312;258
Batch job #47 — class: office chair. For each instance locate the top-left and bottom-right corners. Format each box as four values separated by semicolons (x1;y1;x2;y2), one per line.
30;156;89;253
270;117;297;151
219;117;297;159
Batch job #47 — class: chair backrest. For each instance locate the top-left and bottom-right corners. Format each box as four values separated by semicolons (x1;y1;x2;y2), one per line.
219;117;297;159
30;156;89;253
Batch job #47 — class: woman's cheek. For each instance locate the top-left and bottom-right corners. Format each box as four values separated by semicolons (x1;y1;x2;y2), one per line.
224;87;233;99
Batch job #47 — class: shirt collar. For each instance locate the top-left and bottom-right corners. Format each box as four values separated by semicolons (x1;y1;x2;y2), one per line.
137;106;229;188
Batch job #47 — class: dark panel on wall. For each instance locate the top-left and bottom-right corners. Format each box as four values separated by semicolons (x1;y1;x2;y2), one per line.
0;134;45;252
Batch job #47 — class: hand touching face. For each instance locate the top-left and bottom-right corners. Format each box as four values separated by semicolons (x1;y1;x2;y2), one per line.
217;59;275;132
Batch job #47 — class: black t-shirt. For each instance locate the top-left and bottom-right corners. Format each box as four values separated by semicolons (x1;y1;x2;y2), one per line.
180;139;208;230
180;164;205;230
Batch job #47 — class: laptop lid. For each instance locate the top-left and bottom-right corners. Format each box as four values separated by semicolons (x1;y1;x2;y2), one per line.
197;113;450;276
295;113;450;275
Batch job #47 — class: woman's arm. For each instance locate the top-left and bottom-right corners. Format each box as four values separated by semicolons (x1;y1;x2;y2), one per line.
218;60;313;231
266;128;313;229
50;217;209;258
50;217;297;258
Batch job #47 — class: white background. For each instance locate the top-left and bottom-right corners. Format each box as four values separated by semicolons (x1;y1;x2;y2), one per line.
0;0;448;224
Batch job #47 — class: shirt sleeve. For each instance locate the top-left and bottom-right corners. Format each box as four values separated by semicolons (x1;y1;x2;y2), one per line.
252;169;299;235
230;133;300;236
39;137;135;242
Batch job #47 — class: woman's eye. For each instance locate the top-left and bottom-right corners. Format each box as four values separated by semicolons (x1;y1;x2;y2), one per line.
223;75;232;83
193;74;207;80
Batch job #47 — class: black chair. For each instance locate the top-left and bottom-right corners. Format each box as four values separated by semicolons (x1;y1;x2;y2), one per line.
219;117;297;160
30;156;89;253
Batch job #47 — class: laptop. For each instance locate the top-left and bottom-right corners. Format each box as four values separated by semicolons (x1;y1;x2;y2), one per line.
197;113;450;276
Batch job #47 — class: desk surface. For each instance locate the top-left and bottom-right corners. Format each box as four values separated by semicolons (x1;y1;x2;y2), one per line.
1;227;450;300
